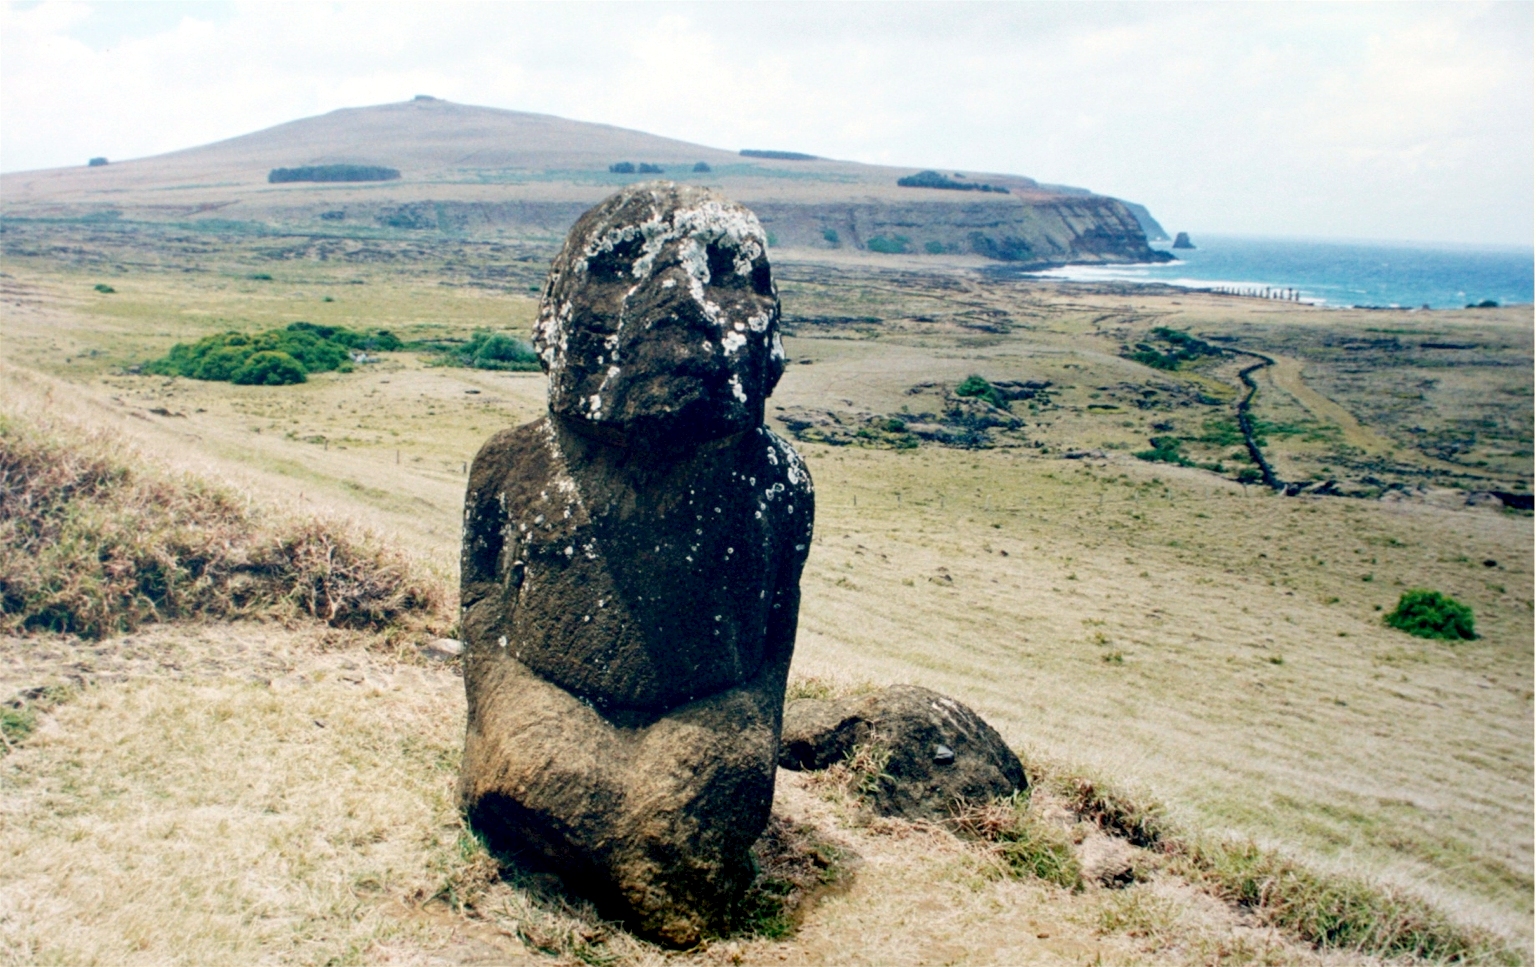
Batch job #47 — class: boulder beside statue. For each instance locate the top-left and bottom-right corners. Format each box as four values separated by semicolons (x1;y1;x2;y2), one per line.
457;182;813;946
779;684;1026;821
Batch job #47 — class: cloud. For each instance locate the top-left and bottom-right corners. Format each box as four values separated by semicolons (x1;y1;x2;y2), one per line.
1;0;1529;244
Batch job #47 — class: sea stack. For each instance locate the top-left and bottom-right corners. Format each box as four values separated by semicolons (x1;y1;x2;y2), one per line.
1172;231;1195;249
457;182;814;946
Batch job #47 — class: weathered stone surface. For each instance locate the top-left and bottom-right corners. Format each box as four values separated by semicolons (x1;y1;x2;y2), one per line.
459;182;813;946
778;685;1025;821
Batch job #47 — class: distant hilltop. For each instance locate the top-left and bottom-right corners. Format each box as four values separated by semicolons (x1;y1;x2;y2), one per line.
4;98;1170;268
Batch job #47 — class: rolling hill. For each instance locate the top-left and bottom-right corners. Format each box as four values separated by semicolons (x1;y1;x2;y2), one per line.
0;97;1170;267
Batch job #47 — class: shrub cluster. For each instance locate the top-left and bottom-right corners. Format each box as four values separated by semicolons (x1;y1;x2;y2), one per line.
954;374;1006;409
268;165;400;183
866;235;910;255
413;330;540;372
1384;589;1476;640
1125;327;1222;371
897;170;1010;194
0;412;440;639
608;162;664;174
143;322;402;385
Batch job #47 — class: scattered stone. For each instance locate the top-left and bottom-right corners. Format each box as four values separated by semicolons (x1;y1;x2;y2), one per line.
458;182;812;947
423;637;463;659
1075;830;1137;886
778;684;1026;821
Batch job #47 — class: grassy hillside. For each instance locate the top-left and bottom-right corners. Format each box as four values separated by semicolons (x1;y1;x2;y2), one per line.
0;227;1530;964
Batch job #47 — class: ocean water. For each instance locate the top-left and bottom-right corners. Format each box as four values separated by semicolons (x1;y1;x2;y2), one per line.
1011;234;1534;310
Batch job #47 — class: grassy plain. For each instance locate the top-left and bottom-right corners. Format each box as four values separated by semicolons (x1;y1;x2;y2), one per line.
1;224;1531;964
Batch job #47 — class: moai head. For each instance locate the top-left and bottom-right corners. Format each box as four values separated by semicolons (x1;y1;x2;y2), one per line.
533;182;786;448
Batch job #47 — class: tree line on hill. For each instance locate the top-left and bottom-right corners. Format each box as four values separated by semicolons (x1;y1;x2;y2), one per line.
268;165;401;183
897;170;1010;194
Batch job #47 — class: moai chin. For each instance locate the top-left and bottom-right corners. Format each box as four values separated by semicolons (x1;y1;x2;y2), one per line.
457;183;813;946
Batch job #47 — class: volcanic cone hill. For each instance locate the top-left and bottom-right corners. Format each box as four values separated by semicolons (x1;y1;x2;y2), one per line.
0;97;1168;268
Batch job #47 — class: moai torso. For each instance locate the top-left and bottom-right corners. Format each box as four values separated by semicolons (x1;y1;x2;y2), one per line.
461;417;812;716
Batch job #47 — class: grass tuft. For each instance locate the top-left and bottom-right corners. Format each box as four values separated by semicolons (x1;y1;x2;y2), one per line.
1055;773;1169;849
952;791;1083;889
1179;839;1517;963
0;407;442;639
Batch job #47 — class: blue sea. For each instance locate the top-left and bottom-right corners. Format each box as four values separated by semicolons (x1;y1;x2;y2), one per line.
1015;235;1533;310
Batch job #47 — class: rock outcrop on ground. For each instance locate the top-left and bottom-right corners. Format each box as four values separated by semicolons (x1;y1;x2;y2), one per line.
457;182;814;946
779;685;1026;821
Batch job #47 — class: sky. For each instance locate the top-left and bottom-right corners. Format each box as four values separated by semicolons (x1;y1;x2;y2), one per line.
2;1;1531;246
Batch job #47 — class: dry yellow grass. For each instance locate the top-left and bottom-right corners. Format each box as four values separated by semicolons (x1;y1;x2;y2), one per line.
0;255;1529;964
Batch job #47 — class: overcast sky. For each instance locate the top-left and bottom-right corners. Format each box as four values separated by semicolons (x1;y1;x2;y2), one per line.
3;1;1531;245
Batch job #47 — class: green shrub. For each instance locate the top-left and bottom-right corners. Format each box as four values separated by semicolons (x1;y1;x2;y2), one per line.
1384;589;1476;640
1125;327;1221;371
143;322;399;385
822;228;840;246
1135;437;1191;467
924;240;947;254
93;283;115;294
232;351;307;385
866;235;910;254
414;330;539;371
954;374;1004;408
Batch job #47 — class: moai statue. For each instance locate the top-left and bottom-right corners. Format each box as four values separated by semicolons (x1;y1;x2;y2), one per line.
457;183;813;946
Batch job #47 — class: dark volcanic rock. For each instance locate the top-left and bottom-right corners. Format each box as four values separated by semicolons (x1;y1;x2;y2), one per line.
1171;231;1195;250
779;685;1026;821
459;182;814;946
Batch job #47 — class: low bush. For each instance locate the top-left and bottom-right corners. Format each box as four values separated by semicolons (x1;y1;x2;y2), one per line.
0;410;441;639
954;374;1005;408
414;330;539;371
143;322;401;384
1125;327;1222;371
1384;589;1476;640
1134;436;1191;467
233;350;308;386
866;235;910;255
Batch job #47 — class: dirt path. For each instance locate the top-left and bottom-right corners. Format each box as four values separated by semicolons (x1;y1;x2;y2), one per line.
1264;354;1399;456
